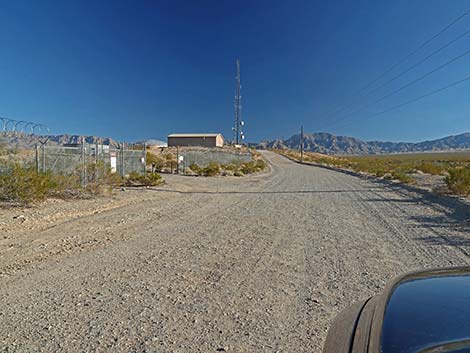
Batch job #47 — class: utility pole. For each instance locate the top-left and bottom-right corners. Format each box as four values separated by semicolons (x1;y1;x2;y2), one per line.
233;59;244;145
300;125;304;163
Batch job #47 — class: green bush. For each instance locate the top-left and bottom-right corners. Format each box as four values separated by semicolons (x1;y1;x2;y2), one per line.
0;165;89;205
146;151;158;166
124;171;163;186
391;171;414;184
140;172;163;186
0;166;52;204
446;167;470;195
221;163;239;171
417;162;444;175
254;159;267;170
189;163;203;175
239;159;266;174
202;162;221;176
375;170;386;177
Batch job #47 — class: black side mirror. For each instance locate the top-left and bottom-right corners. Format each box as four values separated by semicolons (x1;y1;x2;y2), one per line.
323;267;470;353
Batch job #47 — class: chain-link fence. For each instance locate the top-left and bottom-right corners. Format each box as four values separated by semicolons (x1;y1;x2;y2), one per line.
0;136;146;186
0;135;37;173
178;149;252;172
37;142;146;183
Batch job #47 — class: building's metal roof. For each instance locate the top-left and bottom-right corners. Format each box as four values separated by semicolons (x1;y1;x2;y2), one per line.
167;133;223;138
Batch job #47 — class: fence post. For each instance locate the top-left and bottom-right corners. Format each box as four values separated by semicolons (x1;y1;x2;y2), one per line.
176;146;179;174
120;143;125;177
35;144;39;173
95;140;99;181
143;143;147;175
41;143;46;173
81;137;86;187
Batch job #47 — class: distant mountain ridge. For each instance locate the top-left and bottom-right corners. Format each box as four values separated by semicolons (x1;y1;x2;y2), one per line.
257;132;470;155
4;131;470;155
0;133;120;149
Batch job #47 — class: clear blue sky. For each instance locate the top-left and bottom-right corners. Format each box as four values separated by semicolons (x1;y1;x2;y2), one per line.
1;0;470;143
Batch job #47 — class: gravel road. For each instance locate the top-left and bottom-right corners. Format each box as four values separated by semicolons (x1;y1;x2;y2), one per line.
1;151;470;352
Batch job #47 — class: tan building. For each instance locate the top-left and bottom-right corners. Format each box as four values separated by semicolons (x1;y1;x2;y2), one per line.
167;133;224;148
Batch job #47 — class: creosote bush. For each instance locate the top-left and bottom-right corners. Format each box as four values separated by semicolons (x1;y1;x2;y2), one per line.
124;171;164;186
0;162;164;206
417;162;444;175
391;171;414;184
202;162;221;177
446;167;470;195
0;165;54;204
189;163;203;175
188;157;267;177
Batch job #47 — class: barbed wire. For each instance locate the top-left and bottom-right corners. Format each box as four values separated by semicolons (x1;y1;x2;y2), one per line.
0;117;49;137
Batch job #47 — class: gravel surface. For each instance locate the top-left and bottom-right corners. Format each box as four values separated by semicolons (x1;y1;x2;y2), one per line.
1;151;470;352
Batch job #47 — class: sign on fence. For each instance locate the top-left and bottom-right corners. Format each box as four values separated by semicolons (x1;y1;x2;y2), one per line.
110;151;117;173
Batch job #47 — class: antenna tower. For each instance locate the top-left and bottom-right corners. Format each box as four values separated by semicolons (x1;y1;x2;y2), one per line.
233;59;244;144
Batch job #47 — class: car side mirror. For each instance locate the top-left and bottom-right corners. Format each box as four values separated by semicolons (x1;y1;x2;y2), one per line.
323;267;470;353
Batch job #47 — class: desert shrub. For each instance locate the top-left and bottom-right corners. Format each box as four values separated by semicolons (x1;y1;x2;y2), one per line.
146;151;158;166
239;159;266;174
48;173;82;197
124;171;163;186
0;165;53;204
141;173;163;186
417;162;444;175
254;159;266;170
375;170;386;177
222;163;239;171
391;171;414;184
446;167;470;195
82;161;123;194
0;165;89;205
202;162;221;176
240;161;256;174
189;163;203;175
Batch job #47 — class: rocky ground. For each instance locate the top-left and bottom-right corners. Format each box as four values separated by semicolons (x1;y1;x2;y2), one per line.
1;151;470;352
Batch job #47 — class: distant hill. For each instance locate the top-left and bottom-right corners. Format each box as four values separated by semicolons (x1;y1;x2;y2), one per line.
257;132;470;155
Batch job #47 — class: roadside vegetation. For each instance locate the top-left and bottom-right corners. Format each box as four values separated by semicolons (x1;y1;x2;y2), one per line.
187;157;267;177
446;167;470;195
0;159;163;206
275;148;470;196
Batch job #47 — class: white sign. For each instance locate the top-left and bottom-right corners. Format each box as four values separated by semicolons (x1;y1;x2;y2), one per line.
178;156;184;162
110;152;117;173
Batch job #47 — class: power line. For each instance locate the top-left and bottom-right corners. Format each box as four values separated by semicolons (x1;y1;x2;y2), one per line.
321;46;470;130
318;7;470;120
359;7;470;92
364;27;470;99
331;74;470;129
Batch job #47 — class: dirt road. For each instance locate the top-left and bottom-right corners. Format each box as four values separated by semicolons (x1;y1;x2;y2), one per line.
1;151;470;352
